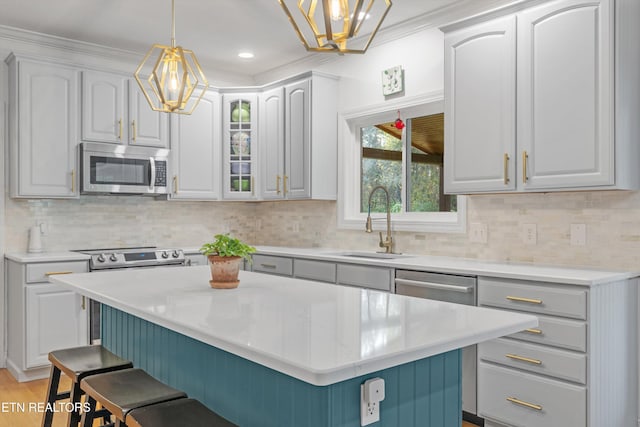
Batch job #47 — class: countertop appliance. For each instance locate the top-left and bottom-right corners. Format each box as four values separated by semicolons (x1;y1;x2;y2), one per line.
79;142;169;195
73;246;186;342
394;270;480;423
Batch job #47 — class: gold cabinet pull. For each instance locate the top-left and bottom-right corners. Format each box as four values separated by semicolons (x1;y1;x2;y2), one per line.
45;271;73;276
132;120;137;142
525;328;543;335
71;169;76;193
118;119;122;140
276;175;281;195
506;295;542;304
506;353;542;365
81;296;86;310
503;153;510;185
173;175;178;194
522;151;528;183
506;397;542;411
283;175;288;195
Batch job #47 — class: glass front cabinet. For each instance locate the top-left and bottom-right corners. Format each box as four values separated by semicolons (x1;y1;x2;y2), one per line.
222;94;258;199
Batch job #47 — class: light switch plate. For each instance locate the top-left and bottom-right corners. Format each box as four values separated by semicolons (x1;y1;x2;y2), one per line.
523;223;537;245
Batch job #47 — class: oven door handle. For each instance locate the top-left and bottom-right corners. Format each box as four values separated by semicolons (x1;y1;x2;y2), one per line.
394;278;474;293
149;157;156;191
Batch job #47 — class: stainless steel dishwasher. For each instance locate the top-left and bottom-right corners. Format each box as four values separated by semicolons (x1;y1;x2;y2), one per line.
394;270;479;419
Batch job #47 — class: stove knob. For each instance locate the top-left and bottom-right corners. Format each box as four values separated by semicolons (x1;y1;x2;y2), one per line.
96;254;106;263
172;250;180;258
109;254;118;262
161;251;169;259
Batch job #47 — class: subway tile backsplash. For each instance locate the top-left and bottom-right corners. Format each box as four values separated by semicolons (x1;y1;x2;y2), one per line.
6;190;640;271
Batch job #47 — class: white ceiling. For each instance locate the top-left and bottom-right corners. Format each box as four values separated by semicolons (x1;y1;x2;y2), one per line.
0;0;506;78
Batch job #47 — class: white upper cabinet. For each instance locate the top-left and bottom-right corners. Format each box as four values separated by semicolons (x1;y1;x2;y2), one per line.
170;90;221;200
259;74;338;200
444;16;516;193
443;0;639;194
260;86;285;199
8;56;79;198
222;93;259;200
517;0;612;190
82;70;169;148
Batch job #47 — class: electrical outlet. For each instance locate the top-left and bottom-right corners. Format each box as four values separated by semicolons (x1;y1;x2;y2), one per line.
469;223;487;244
571;223;586;246
292;222;300;233
360;384;380;425
523;223;537;245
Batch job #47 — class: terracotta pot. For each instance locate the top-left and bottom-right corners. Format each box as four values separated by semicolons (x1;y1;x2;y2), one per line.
208;255;242;289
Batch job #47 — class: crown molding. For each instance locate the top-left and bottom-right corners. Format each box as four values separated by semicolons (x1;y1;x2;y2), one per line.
255;0;515;82
0;24;250;85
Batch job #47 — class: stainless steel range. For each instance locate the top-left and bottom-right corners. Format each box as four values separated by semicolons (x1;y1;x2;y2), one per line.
73;246;186;342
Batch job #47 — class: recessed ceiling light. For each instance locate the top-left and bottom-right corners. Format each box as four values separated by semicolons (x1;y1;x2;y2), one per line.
238;52;255;59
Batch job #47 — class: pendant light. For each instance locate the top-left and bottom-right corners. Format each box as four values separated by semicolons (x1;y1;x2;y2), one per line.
278;0;392;54
134;0;208;114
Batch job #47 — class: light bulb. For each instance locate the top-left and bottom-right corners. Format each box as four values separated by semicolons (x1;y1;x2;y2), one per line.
330;0;344;21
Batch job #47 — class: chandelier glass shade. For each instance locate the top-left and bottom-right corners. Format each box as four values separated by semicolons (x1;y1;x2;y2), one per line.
278;0;392;54
134;0;208;114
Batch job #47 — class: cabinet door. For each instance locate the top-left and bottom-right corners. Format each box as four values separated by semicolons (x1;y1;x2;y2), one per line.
129;81;170;148
285;80;312;199
518;0;613;190
170;91;220;200
260;87;285;200
222;94;258;199
82;71;127;144
25;284;88;368
443;16;516;194
15;61;79;198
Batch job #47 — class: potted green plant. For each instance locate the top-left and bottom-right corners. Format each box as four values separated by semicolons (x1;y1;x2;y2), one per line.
200;234;256;289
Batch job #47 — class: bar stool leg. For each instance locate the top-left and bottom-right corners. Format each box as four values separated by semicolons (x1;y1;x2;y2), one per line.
80;396;97;427
41;365;62;427
66;380;83;427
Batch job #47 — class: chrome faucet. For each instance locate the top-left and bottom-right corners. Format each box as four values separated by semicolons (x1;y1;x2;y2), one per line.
365;185;393;253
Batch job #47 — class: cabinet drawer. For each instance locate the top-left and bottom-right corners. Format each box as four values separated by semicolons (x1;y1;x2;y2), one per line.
252;255;293;276
478;278;587;320
26;261;88;283
508;311;586;352
478;362;586;427
479;338;586;384
293;259;336;283
336;264;392;291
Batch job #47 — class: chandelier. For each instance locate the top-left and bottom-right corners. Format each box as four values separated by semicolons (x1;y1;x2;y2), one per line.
278;0;392;54
134;0;208;114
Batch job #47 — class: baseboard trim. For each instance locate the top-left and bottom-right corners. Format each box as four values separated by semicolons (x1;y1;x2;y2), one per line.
6;358;49;382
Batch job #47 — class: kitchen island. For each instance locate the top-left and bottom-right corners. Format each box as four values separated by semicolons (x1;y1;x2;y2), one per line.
50;266;536;427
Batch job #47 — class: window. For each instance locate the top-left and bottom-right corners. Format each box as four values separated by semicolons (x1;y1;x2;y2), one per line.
338;94;465;233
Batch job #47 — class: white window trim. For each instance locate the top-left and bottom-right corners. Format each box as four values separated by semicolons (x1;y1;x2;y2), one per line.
337;91;466;233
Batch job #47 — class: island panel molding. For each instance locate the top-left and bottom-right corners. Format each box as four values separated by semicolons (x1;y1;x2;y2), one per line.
102;305;462;427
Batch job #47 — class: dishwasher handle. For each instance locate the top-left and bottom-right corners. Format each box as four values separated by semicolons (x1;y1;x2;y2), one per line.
394;278;474;293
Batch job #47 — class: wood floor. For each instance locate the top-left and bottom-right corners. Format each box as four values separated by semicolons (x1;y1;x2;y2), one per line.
0;368;481;427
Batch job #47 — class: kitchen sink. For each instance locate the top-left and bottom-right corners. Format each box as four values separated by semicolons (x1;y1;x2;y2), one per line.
332;251;413;260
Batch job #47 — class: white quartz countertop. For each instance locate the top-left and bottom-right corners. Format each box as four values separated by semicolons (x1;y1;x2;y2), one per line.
254;246;638;286
5;251;90;263
50;266;536;386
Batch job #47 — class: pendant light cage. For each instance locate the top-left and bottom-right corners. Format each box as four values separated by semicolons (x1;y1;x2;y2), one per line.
278;0;392;54
134;0;208;114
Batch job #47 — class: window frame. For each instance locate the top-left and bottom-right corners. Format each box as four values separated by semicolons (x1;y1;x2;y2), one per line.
337;92;466;233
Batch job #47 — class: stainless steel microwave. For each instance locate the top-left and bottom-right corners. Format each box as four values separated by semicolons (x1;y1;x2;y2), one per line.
79;142;169;195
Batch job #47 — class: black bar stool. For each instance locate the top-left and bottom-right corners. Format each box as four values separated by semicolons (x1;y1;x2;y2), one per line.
80;368;187;427
42;345;133;427
126;398;238;427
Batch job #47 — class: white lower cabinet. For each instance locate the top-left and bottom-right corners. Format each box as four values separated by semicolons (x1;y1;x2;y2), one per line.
250;253;392;290
6;259;89;382
25;284;87;368
478;276;638;427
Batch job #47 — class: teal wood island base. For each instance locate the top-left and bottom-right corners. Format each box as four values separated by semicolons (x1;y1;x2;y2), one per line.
102;305;462;427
